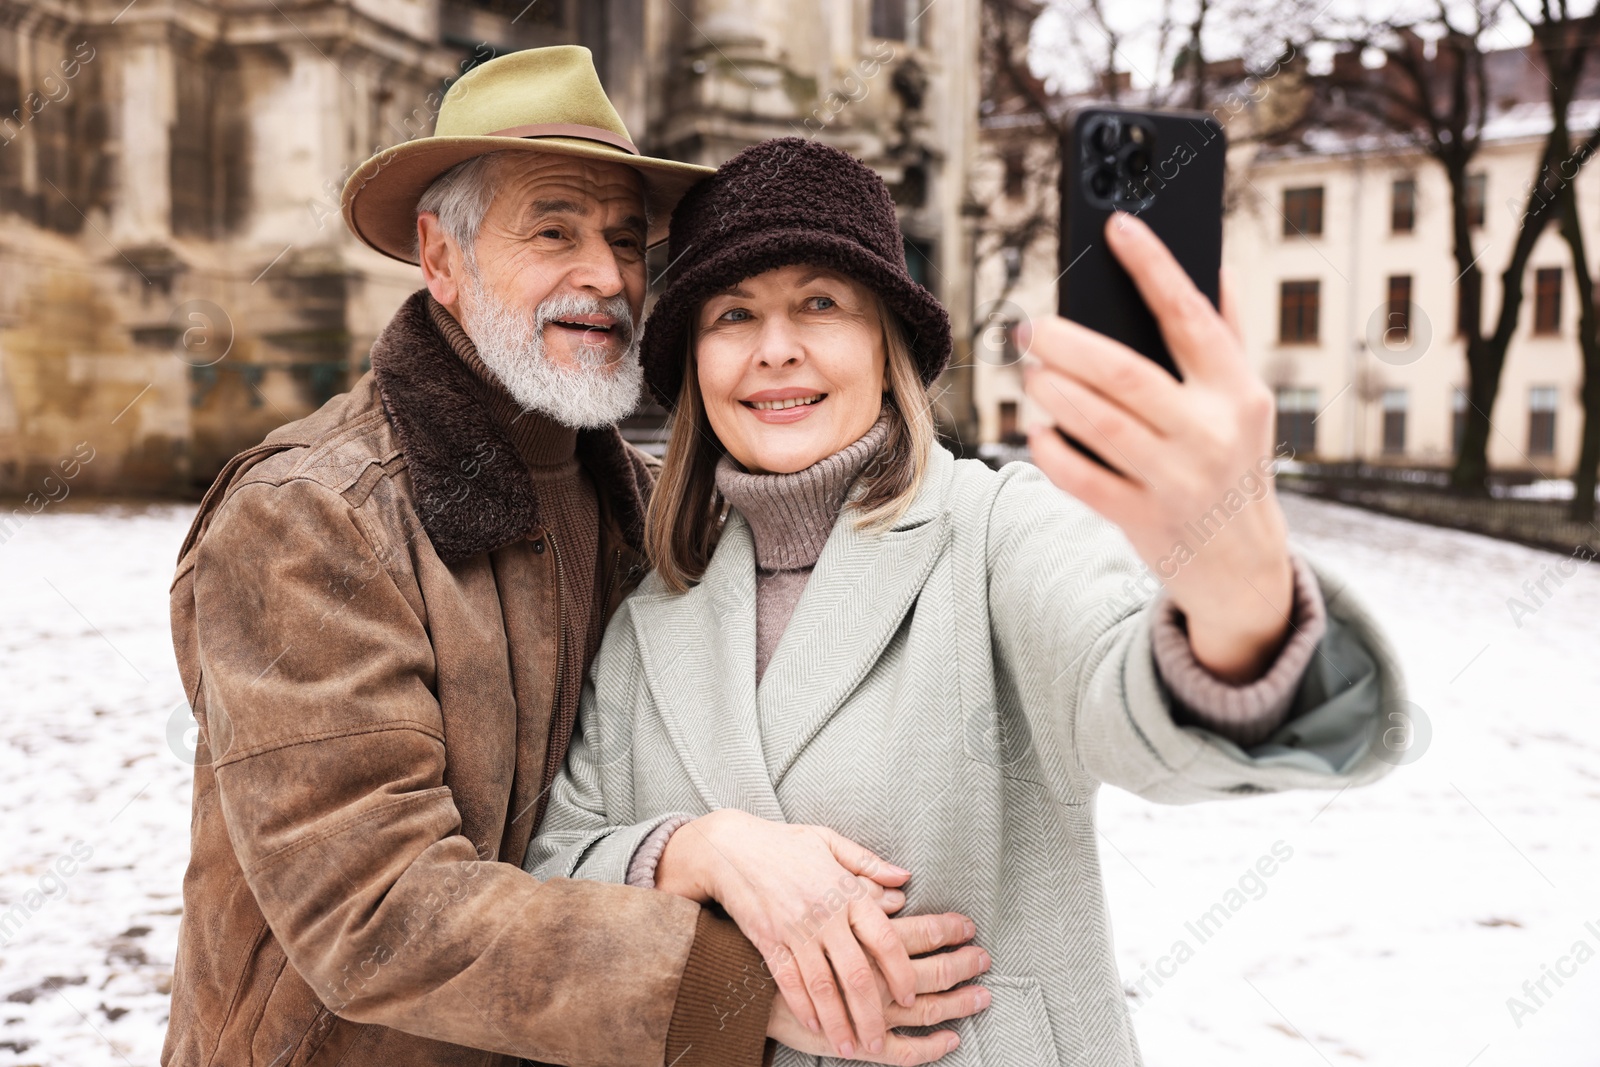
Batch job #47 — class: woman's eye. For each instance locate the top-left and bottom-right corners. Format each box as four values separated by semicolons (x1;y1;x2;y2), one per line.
807;295;837;311
719;307;751;323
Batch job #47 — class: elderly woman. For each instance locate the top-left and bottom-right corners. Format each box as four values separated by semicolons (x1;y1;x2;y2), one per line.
526;138;1404;1065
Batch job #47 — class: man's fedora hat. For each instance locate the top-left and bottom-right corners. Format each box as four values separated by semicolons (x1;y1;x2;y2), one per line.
341;46;712;264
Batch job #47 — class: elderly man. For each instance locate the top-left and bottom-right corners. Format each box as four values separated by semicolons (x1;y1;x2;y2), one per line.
164;47;977;1067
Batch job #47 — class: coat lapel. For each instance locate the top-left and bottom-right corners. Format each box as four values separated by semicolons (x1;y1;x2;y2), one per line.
627;514;786;821
757;448;955;784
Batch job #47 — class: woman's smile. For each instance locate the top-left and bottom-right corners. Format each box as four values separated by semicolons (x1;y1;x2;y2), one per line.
741;388;829;422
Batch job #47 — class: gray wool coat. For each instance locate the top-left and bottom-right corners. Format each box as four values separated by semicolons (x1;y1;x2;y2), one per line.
526;445;1405;1066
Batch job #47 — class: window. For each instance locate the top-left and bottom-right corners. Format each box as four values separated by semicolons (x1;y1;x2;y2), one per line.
1392;178;1416;233
998;400;1023;444
1283;186;1324;236
1386;275;1412;342
1275;387;1319;456
1452;388;1469;455
1279;280;1321;343
1534;267;1562;334
871;0;907;39
903;235;935;294
1529;385;1558;455
1002;147;1025;200
1381;389;1408;454
1457;266;1481;337
1466;172;1487;229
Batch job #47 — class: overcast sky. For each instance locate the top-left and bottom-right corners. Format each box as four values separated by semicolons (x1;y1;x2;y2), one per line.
1025;0;1554;97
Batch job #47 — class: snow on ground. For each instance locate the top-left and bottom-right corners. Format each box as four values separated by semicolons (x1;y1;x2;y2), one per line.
1102;493;1600;1067
1;493;1597;1064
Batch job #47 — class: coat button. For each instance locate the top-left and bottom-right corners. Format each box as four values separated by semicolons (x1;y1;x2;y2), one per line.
531;538;545;554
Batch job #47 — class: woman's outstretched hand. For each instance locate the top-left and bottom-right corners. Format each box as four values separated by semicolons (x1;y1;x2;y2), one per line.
1020;211;1296;684
768;912;992;1063
654;808;957;1059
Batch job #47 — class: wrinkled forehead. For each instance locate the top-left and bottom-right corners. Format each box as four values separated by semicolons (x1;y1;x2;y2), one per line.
489;151;648;223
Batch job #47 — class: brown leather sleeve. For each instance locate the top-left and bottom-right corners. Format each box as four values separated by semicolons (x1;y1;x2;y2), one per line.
193;478;706;1067
665;910;777;1067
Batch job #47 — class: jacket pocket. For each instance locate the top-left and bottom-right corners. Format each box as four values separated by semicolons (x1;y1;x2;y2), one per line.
970;974;1059;1065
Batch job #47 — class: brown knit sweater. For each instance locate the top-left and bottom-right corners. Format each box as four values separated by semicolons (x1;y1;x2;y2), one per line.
428;297;605;795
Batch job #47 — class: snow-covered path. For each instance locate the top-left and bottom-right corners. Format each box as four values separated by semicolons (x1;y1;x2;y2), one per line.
1;494;1597;1065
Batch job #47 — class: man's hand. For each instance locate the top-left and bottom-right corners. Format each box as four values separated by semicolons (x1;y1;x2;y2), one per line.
654;809;919;1058
1021;211;1295;684
768;912;992;1064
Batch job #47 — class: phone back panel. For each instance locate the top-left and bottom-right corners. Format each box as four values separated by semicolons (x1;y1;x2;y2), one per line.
1058;108;1227;379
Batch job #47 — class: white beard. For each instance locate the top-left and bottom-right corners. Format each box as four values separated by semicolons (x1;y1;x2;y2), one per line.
459;271;644;430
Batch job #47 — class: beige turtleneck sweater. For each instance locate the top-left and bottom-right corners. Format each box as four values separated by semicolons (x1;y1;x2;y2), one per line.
715;415;895;682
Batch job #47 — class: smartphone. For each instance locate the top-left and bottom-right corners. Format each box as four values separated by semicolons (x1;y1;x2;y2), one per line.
1056;107;1226;467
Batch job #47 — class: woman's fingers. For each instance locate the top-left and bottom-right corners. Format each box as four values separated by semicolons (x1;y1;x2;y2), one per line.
851;898;916;1008
858;877;906;915
764;943;821;1037
820;827;910;888
1023;365;1163;485
795;936;859;1056
886;983;992;1028
909;943;991;995
889;912;976;956
1103;212;1243;384
1026;420;1145;527
1219;264;1244;343
1022;315;1186;432
821;924;886;1056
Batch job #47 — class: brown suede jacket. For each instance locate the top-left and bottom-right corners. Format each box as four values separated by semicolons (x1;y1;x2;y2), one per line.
163;290;771;1067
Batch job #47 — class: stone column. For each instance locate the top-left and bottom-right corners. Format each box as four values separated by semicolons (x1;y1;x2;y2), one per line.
108;33;172;245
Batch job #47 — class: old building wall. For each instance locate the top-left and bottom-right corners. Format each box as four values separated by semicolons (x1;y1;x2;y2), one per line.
0;0;981;498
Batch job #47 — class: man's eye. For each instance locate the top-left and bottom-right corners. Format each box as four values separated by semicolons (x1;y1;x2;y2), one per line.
537;228;564;240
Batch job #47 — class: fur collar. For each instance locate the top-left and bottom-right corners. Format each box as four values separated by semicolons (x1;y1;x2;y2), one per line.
368;290;651;564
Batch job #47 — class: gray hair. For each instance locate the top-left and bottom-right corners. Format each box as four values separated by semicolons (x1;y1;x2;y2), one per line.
412;151;512;268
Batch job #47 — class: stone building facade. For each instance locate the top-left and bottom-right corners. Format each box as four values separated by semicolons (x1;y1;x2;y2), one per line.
0;0;979;500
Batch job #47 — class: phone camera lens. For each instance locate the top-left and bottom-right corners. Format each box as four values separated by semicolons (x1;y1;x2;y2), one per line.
1124;148;1150;176
1089;120;1120;155
1089;168;1115;198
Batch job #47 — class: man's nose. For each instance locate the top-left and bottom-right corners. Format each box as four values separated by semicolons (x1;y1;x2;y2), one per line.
566;232;626;297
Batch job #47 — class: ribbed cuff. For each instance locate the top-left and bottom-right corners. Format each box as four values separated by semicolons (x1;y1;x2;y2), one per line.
1151;553;1327;747
665;910;775;1067
626;814;695;889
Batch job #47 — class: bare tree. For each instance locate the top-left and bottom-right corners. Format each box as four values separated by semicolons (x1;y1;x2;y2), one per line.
1516;0;1600;522
976;0;1065;313
1313;2;1579;494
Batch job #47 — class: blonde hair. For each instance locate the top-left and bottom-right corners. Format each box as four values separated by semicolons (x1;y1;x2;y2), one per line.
645;297;936;593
